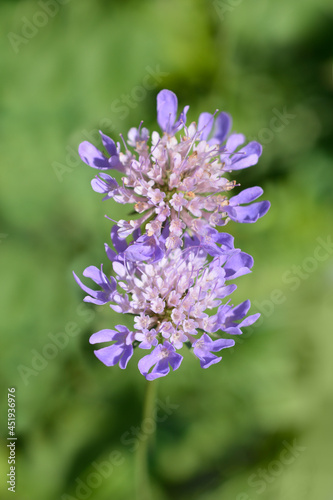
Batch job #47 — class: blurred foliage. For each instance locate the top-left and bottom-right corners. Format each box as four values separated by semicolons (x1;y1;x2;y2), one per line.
1;0;333;499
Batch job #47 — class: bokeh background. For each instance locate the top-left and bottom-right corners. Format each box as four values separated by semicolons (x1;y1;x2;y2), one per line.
1;0;333;499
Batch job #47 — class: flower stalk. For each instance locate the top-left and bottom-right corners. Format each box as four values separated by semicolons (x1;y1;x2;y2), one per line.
135;380;158;500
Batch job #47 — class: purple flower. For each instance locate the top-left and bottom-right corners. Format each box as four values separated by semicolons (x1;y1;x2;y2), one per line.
185;227;236;257
193;334;235;368
124;234;165;263
219;135;263;172
138;342;183;380
73;90;270;380
135;328;158;350
213;300;260;335
91;173;119;200
77;90;269;249
73;265;117;305
223;187;270;224
128;126;149;146
89;326;134;368
79;131;123;171
74;237;260;377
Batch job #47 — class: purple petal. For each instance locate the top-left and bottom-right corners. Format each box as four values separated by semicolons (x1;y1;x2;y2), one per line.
94;344;124;367
167;350;183;371
112;261;127;278
83;296;110;305
224;200;270;223
229;300;251;321
89;329;118;344
84;266;116;293
118;345;134;369
73;271;100;299
91;177;108;194
115;325;131;335
91;173;118;195
99;131;118;157
184;232;200;249
111;225;128;253
224;252;254;279
147;358;171;380
198;112;214;140
133;228;142;242
224;133;245;154
173;106;189;133
105;243;117;262
217;284;237;299
157;90;178;133
160;219;170;245
138;347;161;376
215;304;231;326
228;141;262;171
214;232;235;250
197;353;222;369
117;221;136;239
239;141;262;157
82;266;105;287
201;242;225;257
209;338;235;352
229;154;260;170
125;242;152;262
229;187;263;205
108;155;124;171
222;326;242;335
78;142;110;170
209;112;232;145
73;268;116;305
239;313;260;328
125;235;164;262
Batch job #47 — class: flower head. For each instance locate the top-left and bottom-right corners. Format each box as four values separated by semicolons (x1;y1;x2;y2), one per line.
78;90;270;255
75;237;259;379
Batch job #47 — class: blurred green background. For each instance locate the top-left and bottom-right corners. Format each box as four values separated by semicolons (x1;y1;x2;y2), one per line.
1;0;333;499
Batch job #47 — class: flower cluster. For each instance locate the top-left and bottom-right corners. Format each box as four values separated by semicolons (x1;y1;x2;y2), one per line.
74;90;270;380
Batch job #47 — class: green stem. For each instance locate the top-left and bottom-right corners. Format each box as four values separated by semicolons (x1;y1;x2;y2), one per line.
135;380;158;500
